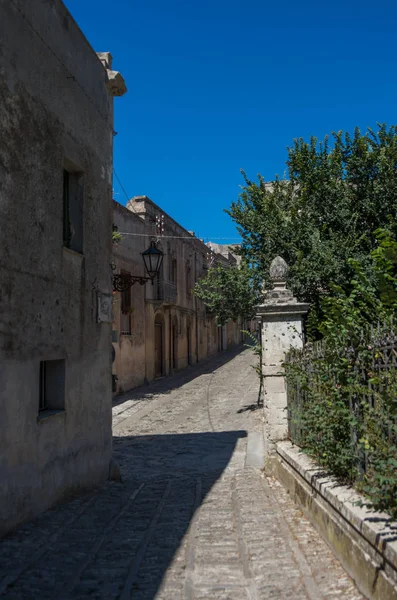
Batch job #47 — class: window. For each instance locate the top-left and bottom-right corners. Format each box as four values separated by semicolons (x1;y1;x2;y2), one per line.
120;272;131;335
39;360;66;413
171;258;177;284
39;362;46;412
186;262;192;297
167;244;171;279
63;167;84;253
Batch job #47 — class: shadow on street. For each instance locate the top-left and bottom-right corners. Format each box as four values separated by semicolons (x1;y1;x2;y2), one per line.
111;430;247;599
0;430;246;600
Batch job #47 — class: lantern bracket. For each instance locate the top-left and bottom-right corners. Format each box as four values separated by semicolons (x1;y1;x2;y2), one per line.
112;273;152;292
112;240;164;292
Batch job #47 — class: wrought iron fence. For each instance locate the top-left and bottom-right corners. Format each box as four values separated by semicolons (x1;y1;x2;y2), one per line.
285;323;397;477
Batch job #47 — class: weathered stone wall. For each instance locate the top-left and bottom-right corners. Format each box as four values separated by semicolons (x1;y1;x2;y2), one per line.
0;0;120;535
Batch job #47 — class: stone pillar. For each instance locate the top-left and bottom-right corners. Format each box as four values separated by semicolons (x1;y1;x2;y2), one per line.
256;257;309;457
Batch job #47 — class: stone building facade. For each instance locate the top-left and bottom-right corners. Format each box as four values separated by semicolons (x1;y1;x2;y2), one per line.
112;197;245;394
0;0;126;536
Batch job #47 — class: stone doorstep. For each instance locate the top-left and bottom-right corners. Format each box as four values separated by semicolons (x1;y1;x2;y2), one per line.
273;441;397;600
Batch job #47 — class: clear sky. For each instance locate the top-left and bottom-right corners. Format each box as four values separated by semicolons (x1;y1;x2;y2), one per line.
64;0;397;242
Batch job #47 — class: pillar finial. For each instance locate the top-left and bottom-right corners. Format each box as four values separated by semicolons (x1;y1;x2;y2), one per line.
269;256;288;284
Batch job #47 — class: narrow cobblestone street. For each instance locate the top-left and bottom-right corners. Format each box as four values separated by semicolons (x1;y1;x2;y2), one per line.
0;349;365;600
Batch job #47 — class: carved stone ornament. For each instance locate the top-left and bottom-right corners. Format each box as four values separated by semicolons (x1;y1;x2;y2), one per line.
97;292;113;323
269;256;288;283
256;255;310;315
105;70;127;97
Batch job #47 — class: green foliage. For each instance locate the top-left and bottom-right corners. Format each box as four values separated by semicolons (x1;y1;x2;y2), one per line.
193;261;260;326
227;124;397;337
318;228;397;341
112;224;123;244
285;230;397;517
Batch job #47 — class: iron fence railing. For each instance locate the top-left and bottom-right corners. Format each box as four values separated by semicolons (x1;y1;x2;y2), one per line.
285;324;397;475
285;339;325;446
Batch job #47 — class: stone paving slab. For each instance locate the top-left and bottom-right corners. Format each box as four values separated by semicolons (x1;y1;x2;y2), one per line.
0;348;366;599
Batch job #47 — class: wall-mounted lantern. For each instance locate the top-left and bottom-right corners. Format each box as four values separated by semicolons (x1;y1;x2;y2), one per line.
112;240;164;292
142;240;164;279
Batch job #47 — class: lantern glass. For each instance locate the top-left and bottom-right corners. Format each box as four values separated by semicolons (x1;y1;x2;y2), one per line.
142;241;164;279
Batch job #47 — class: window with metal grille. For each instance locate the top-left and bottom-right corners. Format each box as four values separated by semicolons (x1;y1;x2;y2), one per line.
38;359;66;414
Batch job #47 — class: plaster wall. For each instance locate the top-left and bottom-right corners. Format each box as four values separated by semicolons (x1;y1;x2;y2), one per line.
112;203;146;392
0;0;117;535
112;197;244;394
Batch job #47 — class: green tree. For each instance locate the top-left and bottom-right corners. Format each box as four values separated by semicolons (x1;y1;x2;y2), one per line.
318;229;397;341
227;124;397;336
194;261;259;326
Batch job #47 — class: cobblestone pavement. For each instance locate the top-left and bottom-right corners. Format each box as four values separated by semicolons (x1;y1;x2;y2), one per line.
0;348;366;599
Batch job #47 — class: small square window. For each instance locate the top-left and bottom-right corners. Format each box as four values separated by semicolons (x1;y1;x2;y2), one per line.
39;360;66;413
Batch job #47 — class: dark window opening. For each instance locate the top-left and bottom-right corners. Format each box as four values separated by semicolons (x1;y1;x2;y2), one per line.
63;167;84;253
186;263;192;297
171;258;177;284
39;359;66;413
120;272;131;335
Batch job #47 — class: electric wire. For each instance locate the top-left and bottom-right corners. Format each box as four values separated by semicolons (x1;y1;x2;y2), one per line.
113;169;140;215
113;169;241;243
116;232;241;241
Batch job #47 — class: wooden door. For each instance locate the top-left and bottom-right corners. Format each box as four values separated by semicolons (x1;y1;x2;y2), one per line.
155;322;163;377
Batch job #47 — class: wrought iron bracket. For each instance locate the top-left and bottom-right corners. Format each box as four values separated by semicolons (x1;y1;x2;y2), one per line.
112;273;152;292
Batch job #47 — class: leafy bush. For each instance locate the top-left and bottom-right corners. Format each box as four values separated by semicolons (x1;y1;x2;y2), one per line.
285;230;397;516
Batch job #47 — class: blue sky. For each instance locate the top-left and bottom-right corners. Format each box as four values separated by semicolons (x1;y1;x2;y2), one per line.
64;0;397;242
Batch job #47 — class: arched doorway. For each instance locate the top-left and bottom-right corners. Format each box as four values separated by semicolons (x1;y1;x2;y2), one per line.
172;316;178;370
154;313;164;378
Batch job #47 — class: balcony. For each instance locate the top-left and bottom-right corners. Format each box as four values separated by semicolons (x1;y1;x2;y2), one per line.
155;279;177;304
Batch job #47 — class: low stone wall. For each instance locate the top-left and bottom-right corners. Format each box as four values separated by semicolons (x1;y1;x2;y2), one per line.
272;441;397;600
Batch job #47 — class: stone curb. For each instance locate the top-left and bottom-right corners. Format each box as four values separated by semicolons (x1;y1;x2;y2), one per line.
273;440;397;600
